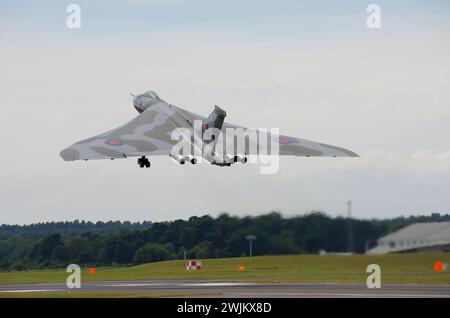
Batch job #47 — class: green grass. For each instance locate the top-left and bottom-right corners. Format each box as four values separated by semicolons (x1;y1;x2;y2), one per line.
0;253;449;285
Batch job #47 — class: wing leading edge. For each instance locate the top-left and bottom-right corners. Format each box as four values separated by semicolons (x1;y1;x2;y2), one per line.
60;102;194;161
276;135;358;157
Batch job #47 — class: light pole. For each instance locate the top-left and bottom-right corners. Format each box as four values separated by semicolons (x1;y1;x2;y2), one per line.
246;235;256;257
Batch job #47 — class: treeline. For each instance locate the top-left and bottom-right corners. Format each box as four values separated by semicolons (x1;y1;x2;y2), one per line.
0;220;152;240
0;212;449;271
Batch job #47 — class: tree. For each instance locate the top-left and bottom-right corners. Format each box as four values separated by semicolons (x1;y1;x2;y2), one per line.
227;231;247;257
65;237;90;261
114;240;135;264
51;245;70;262
270;230;300;254
192;241;214;259
97;248;109;264
133;243;174;265
33;233;64;260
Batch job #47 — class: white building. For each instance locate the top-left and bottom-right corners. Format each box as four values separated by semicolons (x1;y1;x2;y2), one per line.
367;222;450;254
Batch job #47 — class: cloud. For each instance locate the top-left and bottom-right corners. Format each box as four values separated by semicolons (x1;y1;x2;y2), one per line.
330;149;450;179
409;150;450;176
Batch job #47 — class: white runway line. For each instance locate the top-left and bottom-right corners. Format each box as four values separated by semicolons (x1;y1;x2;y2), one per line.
180;283;258;287
106;283;168;287
0;289;61;293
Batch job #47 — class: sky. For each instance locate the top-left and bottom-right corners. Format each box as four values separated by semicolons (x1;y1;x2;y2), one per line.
0;0;450;224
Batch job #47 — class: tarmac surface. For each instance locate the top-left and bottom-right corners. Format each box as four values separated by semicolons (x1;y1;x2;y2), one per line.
1;279;450;297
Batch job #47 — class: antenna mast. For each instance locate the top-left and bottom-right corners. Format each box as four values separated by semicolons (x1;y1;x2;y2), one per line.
347;199;354;253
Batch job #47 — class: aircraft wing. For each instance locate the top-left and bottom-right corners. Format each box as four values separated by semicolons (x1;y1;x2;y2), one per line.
60;102;196;161
220;123;358;158
60;99;358;162
274;134;358;157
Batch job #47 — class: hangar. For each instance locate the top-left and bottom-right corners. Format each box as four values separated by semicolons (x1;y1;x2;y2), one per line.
367;222;450;254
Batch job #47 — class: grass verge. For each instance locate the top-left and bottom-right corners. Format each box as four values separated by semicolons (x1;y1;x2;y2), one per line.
0;252;449;285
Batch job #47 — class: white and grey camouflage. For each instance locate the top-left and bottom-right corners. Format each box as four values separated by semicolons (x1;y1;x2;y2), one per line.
60;91;358;167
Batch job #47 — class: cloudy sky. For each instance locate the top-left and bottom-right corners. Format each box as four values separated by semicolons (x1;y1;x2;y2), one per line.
1;0;449;224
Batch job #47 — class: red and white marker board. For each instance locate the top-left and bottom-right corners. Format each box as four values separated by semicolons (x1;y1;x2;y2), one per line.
186;260;202;270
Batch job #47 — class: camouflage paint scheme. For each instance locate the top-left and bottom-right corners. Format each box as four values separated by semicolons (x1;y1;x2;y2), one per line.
60;91;358;163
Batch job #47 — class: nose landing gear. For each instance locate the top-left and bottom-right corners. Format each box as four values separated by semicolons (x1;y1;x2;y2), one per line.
137;156;150;168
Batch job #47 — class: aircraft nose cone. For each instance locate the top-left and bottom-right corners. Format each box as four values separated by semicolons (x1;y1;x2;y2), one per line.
60;147;79;161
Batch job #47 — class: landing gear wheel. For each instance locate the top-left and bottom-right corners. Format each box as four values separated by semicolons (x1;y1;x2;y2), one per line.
138;156;150;168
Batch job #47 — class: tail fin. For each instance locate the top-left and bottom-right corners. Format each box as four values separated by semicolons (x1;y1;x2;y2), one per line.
205;106;226;131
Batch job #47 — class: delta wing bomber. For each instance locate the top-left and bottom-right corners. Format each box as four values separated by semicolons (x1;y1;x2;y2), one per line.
60;90;358;168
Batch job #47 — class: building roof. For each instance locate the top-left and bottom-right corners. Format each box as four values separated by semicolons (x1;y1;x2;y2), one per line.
367;221;450;254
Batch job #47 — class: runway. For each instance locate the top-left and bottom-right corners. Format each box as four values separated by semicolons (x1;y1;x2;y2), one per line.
1;279;450;297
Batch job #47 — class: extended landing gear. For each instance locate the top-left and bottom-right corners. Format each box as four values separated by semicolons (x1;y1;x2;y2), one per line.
137;156;150;168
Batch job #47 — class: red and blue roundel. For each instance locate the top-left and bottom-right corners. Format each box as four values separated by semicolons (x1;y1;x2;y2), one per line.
276;136;294;144
105;139;124;146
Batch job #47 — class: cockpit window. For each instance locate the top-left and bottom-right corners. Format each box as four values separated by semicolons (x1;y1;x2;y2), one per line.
138;91;161;107
143;91;160;101
133;90;163;113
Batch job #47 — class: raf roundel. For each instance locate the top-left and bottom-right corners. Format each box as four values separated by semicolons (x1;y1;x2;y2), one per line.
276;137;293;144
105;139;124;146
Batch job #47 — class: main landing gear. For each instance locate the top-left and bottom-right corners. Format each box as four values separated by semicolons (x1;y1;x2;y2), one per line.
138;156;150;168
